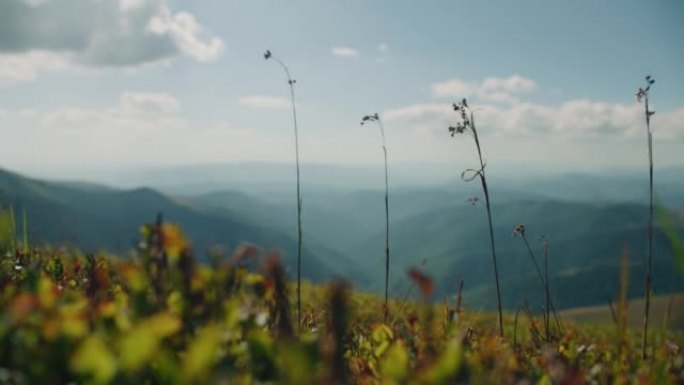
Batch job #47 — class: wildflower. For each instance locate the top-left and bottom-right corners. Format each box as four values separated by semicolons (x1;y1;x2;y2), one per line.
407;267;433;297
512;223;526;237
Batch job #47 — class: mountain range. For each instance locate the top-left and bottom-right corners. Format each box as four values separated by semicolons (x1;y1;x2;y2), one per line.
1;164;683;311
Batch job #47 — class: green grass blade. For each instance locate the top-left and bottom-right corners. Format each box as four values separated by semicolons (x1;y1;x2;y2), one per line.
9;206;16;255
22;207;28;254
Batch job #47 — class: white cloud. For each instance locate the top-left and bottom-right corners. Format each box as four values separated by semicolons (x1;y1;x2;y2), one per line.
384;99;683;140
384;103;451;124
431;80;477;99
119;91;181;113
331;46;359;58
0;0;224;85
0;50;72;85
378;43;388;53
431;75;538;104
239;95;290;110
481;75;537;94
147;6;224;62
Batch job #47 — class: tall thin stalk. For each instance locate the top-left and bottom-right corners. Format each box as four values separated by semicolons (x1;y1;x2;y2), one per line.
636;75;656;359
264;50;303;330
361;113;390;322
541;236;554;335
513;225;561;340
448;98;503;337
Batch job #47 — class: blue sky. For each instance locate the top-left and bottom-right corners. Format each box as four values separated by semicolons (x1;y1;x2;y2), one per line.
0;0;683;179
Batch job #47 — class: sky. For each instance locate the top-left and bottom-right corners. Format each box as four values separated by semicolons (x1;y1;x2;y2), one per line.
0;0;683;181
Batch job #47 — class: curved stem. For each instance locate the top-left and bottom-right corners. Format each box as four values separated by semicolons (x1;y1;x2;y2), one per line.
269;54;303;332
365;117;390;322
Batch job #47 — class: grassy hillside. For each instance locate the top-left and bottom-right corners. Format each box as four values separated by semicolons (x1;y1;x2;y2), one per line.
561;293;684;331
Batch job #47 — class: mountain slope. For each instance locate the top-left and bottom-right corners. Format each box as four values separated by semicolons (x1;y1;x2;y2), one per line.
0;168;342;281
346;200;684;309
180;190;372;284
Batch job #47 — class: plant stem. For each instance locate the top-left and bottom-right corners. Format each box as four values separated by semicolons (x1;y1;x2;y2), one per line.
521;234;547;339
470;113;504;338
543;240;551;338
521;234;561;339
290;80;303;333
642;87;653;360
269;55;303;331
379;119;390;323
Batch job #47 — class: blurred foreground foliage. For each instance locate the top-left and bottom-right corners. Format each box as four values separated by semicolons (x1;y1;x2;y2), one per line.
0;215;683;384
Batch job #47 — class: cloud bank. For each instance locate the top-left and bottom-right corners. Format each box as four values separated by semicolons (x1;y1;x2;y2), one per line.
385;100;683;140
432;75;538;104
0;0;224;85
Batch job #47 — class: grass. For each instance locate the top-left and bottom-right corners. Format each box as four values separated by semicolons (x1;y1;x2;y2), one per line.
561;293;684;331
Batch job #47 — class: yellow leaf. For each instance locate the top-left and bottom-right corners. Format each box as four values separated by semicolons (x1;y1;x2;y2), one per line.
147;312;182;338
381;341;409;383
167;291;184;315
123;265;146;292
38;276;57;309
162;223;188;264
71;335;117;384
119;312;181;371
119;328;157;371
60;299;89;339
183;325;221;380
372;323;394;358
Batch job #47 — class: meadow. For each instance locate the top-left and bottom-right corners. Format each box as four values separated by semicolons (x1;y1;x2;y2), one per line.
0;218;683;384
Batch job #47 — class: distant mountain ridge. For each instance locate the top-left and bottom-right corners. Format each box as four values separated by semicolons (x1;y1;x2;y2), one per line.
0;167;351;282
